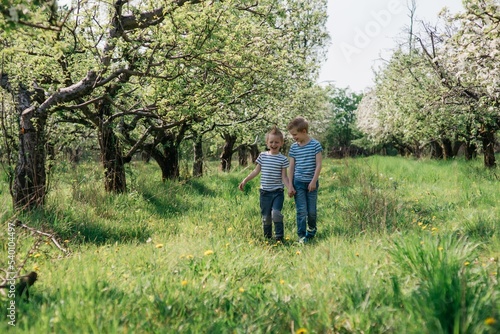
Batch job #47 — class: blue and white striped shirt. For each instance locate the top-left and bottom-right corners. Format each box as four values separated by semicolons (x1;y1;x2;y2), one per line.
289;138;323;182
256;152;289;191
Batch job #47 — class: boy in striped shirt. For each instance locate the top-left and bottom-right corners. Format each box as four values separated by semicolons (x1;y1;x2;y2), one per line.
239;126;292;241
287;117;323;244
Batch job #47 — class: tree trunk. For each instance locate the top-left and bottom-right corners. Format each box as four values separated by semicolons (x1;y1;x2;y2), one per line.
452;140;462;157
441;138;453;159
464;142;477;161
3;71;98;209
481;126;496;168
193;135;204;177
14;106;48;210
98;100;127;193
249;143;259;163
149;148;174;182
220;133;237;172
5;81;48;210
143;127;186;181
162;138;179;179
238;145;248;167
430;141;443;159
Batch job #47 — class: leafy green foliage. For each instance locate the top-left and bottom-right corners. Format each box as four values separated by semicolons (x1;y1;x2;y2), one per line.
320;85;363;155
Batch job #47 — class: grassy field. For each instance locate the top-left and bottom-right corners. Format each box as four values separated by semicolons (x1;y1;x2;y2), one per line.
1;156;499;333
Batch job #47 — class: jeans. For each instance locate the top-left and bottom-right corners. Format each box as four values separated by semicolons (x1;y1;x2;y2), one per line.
293;180;318;239
259;188;285;239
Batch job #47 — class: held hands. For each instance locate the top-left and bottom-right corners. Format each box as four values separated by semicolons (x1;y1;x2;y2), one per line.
288;187;296;197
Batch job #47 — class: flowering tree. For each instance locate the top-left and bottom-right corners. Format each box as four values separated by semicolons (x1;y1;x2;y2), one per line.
0;0;329;210
437;0;500;167
357;0;499;166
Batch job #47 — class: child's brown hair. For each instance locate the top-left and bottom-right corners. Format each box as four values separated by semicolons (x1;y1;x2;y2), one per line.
287;117;309;132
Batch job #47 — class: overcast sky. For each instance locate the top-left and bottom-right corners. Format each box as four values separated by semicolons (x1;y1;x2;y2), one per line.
318;0;465;92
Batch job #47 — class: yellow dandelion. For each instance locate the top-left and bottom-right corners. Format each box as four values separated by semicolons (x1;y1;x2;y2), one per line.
279;279;285;285
155;243;164;248
181;280;188;286
418;222;423;226
431;227;438;232
296;328;308;334
227;227;233;232
296;250;301;255
204;250;214;256
285;237;291;241
485;317;496;326
186;254;194;259
421;225;428;230
64;240;70;243
355;253;359;257
239;287;245;293
33;253;41;258
33;265;39;272
438;246;444;251
464;261;470;266
420;241;424;245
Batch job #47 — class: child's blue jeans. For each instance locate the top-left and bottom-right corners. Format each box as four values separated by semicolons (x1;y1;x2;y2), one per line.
293;180;318;239
259;188;285;239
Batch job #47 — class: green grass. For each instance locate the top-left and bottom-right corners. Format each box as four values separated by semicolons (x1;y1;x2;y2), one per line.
1;156;499;333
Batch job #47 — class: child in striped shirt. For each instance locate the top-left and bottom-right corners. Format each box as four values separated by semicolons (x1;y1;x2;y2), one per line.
239;126;292;242
287;117;323;244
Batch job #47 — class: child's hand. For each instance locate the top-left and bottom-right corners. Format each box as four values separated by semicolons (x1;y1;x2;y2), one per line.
308;181;317;192
238;182;245;191
288;188;296;197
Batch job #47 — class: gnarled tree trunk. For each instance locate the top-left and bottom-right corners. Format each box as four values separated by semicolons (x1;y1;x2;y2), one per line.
144;126;187;181
14;92;48;210
193;134;204;177
98;100;127;193
220;133;237;172
430;140;443;159
1;75;47;210
480;126;496;168
238;145;248;167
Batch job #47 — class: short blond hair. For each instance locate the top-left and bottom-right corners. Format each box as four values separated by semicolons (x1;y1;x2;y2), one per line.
287;117;309;132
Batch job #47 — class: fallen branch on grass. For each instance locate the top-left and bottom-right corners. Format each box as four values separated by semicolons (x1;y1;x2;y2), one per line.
14;219;70;255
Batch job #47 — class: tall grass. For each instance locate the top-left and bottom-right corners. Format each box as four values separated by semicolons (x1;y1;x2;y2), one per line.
389;233;498;333
0;156;499;333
